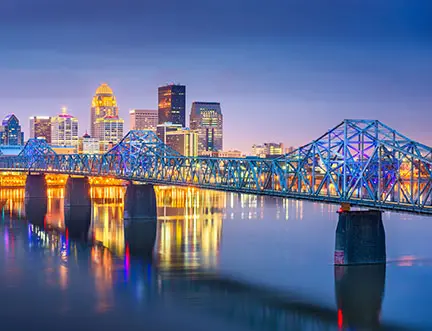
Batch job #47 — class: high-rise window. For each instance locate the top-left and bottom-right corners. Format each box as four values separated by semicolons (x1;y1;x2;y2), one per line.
158;85;186;127
189;102;223;154
0;114;24;145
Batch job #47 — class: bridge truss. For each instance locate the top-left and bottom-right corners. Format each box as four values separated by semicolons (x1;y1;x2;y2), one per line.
0;120;431;214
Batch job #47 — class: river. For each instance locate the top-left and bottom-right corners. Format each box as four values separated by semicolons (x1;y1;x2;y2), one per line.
0;185;430;330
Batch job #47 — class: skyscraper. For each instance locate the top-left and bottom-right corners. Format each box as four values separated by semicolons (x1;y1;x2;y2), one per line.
0;114;24;145
158;84;186;126
90;83;119;137
29;116;51;143
190;102;223;154
95;116;124;151
51;107;79;149
129;109;158;131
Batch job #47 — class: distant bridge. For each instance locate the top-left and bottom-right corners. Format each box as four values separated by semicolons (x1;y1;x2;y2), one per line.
0;119;431;215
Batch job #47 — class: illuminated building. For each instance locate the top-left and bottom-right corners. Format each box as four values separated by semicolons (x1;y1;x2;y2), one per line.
190;102;223;154
129;109;158;131
51;146;76;154
29;116;51;143
216;150;243;158
90;83;119;137
200;150;244;158
156;122;182;144
81;132;100;154
158;84;186;127
156;122;197;156
94;116;124;151
252;142;284;158
0;114;24;145
50;107;79;150
165;128;198;156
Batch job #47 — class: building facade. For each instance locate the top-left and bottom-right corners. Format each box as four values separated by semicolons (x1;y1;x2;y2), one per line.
156;122;183;144
190;102;223;154
94;116;124;151
252;143;284;158
90;83;119;137
165;129;198;156
129;109;158;131
82;133;100;154
51;107;79;149
29;116;51;143
158;84;186;127
0;114;24;145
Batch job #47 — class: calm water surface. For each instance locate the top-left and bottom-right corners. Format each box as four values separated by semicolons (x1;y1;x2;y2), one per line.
0;185;431;330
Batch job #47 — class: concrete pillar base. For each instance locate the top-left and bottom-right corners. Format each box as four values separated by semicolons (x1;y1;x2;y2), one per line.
25;174;47;226
124;183;157;220
334;210;386;265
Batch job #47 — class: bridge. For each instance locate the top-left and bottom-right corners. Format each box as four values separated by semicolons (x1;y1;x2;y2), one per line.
0;119;431;215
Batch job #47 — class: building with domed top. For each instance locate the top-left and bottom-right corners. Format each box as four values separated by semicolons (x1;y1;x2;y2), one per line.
90;83;119;137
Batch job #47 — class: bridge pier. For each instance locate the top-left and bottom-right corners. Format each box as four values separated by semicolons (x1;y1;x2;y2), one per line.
24;174;47;226
64;176;91;240
124;183;157;257
334;210;386;265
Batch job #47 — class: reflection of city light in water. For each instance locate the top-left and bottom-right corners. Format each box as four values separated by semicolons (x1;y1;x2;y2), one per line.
155;186;224;271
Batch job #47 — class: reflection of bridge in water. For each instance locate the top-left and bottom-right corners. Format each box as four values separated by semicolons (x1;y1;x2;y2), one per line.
0;186;413;330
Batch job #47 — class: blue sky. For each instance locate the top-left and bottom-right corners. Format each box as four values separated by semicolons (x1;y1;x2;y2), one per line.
1;0;431;152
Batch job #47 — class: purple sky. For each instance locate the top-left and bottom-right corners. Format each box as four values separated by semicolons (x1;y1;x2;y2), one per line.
1;0;431;152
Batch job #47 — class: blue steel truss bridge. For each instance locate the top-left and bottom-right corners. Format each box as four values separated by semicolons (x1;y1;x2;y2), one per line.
0;119;431;215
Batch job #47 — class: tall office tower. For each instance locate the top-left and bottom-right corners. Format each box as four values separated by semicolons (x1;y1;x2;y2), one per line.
189;102;223;154
51;107;79;149
29;116;51;143
94;116;124;151
129;109;158;131
0;114;24;145
90;83;119;137
158;84;186;127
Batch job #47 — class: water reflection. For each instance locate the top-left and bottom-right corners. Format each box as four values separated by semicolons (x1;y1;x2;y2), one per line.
0;185;414;330
155;186;224;271
335;265;386;329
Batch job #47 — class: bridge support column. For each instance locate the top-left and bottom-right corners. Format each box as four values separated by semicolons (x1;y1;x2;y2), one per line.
334;210;386;265
124;183;157;258
64;176;91;240
24;174;47;226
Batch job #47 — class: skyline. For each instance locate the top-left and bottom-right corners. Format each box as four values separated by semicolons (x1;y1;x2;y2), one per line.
1;0;432;152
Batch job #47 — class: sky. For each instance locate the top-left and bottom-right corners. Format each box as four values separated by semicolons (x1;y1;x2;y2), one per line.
0;0;431;153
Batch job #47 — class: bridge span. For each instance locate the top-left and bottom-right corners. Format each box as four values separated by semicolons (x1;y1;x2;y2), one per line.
0;119;430;215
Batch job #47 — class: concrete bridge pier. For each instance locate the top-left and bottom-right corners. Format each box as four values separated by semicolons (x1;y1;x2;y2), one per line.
335;264;386;329
334;208;386;265
124;183;157;258
64;176;91;240
24;174;47;227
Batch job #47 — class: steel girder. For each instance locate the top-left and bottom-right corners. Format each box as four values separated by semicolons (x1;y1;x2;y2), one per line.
1;121;431;214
